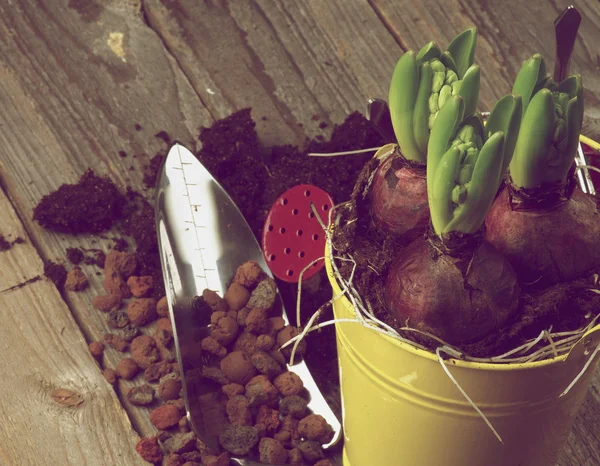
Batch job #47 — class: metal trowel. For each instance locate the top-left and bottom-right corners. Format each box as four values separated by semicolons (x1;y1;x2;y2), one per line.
154;143;342;465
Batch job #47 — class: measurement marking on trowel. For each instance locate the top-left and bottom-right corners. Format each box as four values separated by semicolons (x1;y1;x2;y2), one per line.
178;148;209;290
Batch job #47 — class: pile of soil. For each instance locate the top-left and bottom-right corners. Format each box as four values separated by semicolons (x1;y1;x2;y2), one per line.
33;169;127;234
143;109;384;240
332;159;600;358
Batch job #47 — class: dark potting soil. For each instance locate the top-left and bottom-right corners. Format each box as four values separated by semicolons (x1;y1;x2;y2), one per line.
44;261;67;290
33;169;127;234
66;247;84;264
0;234;24;251
83;249;106;268
333;160;600;358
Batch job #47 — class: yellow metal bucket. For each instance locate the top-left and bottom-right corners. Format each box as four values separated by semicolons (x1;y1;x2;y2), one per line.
325;141;600;465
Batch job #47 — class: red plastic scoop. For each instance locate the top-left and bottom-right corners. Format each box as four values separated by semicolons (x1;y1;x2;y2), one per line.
262;184;333;283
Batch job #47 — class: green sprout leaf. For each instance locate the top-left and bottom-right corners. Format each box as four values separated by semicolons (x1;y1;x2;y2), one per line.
389;51;423;163
446;27;477;79
509;64;583;189
428;94;521;236
388;28;479;164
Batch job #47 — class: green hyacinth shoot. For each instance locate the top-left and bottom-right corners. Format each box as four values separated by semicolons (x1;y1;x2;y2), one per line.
428;94;522;236
389;28;480;164
510;54;584;188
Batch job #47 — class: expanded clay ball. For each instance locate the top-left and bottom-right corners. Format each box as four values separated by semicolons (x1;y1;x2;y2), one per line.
233;332;257;357
127;384;155;406
279;395;308;419
103;270;131;298
104;333;129;352
298;414;334;443
258;438;288;465
255;405;280;435
103;368;118;385
127;275;153;298
245;375;278;407
256;334;275;351
296;441;325;463
203;289;229;313
116;357;139;380
104;250;138;278
64;266;88;291
157;296;169;317
131;335;161;369
164;454;185;466
127;298;158;327
247;278;277;311
202;336;227;357
277;326;306;357
144;360;173;383
88;341;104;359
221;351;256;385
267;317;285;336
251;351;283;379
118;324;140;342
237;308;249;327
274;371;304;397
92;293;122;312
224;283;250;312
210;315;239;345
245;308;268;334
222;383;244;398
233;261;265;289
156;317;173;334
136;436;163;464
155;328;173;348
202;367;230;385
158;373;183;401
314;460;335;466
218;424;260;456
288;448;304;465
277;415;300;444
226;395;252;426
163;432;197;454
150;404;181;430
202;452;230;466
106;308;129;329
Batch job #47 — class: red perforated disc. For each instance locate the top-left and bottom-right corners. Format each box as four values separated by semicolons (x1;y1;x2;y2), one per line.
262;185;333;283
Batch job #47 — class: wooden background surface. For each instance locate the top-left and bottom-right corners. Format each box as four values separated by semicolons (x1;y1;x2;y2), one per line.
0;1;598;465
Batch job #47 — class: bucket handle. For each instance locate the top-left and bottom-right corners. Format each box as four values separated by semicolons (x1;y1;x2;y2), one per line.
560;323;600;397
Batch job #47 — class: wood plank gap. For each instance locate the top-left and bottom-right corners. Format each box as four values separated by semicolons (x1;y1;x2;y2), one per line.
0;175;101;345
367;0;411;51
0;172;148;443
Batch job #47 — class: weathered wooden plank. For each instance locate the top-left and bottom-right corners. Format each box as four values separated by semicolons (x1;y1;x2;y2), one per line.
369;0;600;139
0;188;146;466
0;0;212;441
142;0;403;146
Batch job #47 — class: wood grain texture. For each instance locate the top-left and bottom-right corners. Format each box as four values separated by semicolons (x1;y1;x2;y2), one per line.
0;0;598;465
370;0;600;139
142;0;403;146
0;188;146;466
0;0;212;441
